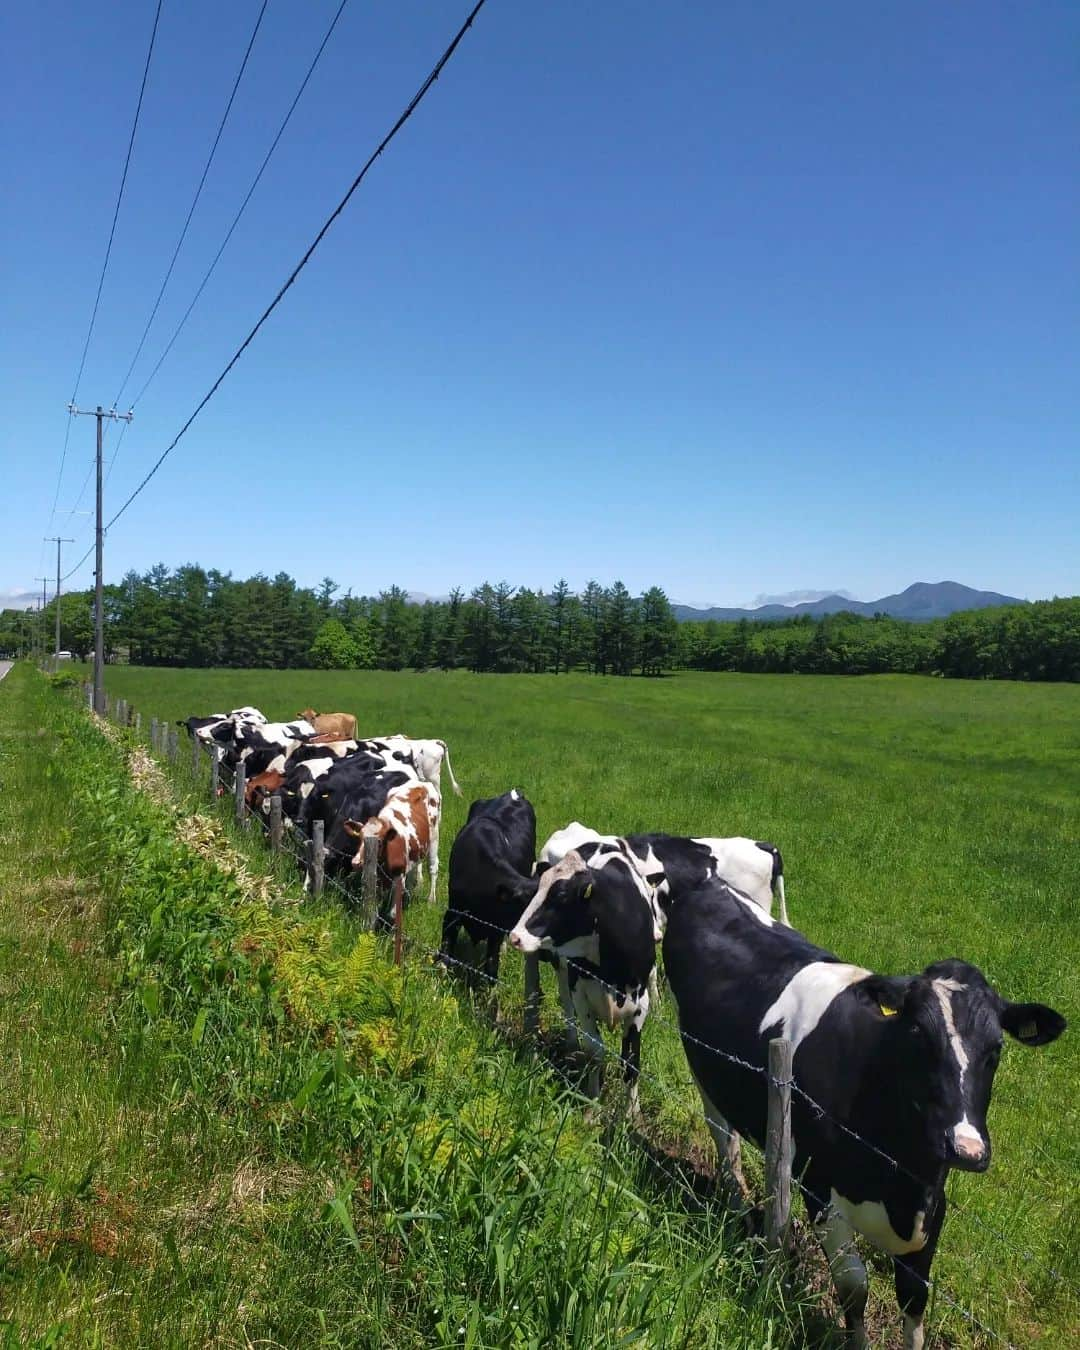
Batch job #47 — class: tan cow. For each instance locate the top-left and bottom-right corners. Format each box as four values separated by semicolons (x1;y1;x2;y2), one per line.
298;708;357;740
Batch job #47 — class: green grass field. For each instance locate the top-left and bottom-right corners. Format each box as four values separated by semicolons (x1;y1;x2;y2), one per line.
87;665;1080;1345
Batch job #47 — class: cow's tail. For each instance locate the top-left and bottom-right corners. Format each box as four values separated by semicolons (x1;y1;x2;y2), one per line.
755;841;789;926
439;739;463;797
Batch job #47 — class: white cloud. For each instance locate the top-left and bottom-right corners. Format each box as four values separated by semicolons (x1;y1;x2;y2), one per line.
0;589;39;610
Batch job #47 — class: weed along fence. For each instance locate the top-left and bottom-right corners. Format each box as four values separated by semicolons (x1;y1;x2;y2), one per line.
77;679;1077;1348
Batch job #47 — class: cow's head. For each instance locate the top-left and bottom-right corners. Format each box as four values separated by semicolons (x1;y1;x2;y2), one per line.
298;708;318;721
246;769;285;814
858;958;1065;1173
509;851;592;954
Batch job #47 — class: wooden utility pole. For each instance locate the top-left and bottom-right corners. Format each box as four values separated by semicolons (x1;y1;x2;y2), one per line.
44;536;74;671
33;579;49;667
68;404;132;713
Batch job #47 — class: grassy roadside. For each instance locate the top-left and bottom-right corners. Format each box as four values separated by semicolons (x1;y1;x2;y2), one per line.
1;666;809;1348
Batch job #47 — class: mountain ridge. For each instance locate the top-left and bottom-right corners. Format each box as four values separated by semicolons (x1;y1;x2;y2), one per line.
672;581;1027;623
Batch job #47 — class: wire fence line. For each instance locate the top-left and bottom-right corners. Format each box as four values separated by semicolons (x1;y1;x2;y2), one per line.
83;684;1075;1345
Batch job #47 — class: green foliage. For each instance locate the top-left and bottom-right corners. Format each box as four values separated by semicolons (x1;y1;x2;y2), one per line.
309;619;360;669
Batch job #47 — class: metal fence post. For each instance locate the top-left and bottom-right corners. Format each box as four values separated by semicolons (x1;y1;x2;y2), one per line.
234;759;246;826
311;820;325;897
269;794;283;852
523;955;542;1036
393;875;405;966
765;1037;793;1254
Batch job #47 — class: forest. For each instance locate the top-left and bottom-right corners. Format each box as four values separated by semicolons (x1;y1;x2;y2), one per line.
2;564;1077;682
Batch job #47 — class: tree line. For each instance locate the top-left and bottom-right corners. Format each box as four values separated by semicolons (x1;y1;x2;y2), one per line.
1;565;1076;682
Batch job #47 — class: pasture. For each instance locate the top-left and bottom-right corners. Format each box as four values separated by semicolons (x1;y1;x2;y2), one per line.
98;665;1079;1343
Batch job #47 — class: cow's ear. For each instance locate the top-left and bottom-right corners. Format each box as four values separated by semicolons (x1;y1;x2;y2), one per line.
856;974;913;1021
342;819;363;839
1001;1001;1066;1047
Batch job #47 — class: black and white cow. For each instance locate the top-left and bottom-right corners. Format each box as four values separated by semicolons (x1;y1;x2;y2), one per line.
540;821;789;925
222;718;316;777
364;736;462;797
440;790;539;988
178;706;268;754
662;878;1066;1349
509;841;659;1117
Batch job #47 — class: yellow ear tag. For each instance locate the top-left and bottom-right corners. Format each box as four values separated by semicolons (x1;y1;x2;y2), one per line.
583;882;593;899
879;1003;899;1017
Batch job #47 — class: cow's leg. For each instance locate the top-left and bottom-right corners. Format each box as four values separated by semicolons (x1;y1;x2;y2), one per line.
813;1200;869;1349
574;989;604;1110
426;829;439;904
620;1021;643;1127
555;959;580;1051
893;1195;946;1350
693;1078;748;1208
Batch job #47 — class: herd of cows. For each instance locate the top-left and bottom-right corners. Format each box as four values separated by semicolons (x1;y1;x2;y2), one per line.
179;704;1066;1350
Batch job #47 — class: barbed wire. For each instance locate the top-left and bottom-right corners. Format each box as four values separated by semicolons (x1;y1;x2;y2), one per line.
90;687;1076;1343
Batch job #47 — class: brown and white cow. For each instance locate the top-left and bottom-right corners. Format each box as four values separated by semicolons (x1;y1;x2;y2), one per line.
342;781;441;904
299;708;358;740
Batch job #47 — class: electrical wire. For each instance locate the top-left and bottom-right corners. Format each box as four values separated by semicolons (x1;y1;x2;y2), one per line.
105;0;488;533
110;0;270;416
45;0;164;533
123;0;352;418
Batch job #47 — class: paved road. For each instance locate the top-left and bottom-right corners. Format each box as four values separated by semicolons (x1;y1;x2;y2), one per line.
0;661;12;682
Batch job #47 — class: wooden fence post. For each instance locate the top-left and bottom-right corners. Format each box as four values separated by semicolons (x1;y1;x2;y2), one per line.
150;717;159;751
523;955;541;1036
765;1037;793;1254
210;748;219;801
311;820;325;897
393;875;404;966
167;727;178;763
269;794;283;852
191;732;200;775
133;710;141;734
117;699;126;726
234;759;246;826
362;833;379;911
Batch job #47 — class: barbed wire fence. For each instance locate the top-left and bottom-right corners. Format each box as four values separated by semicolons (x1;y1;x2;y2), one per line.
80;682;1076;1347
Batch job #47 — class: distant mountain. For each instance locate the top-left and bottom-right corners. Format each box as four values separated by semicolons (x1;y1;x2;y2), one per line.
672;581;1027;623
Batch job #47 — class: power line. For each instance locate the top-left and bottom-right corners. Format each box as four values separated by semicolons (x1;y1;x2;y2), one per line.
110;0;270;415
105;0;488;533
122;0;352;418
46;0;164;534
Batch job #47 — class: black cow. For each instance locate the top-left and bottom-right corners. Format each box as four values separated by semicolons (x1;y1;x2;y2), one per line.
662;879;1065;1349
509;841;658;1116
440;790;538;988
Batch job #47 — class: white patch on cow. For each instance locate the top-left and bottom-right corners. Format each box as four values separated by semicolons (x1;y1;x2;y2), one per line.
829;1189;929;1256
729;885;776;926
759;962;870;1049
932;977;969;1084
952;1116;986;1160
510;788;519;800
903;1312;926;1350
539;822;605;867
692;836;776;915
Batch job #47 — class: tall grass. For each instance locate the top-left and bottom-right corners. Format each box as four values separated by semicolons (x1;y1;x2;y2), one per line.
88;664;1080;1345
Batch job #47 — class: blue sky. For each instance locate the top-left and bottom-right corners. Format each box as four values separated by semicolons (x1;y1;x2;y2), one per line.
2;0;1077;609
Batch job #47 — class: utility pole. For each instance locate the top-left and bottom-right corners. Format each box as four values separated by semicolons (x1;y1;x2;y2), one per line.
68;404;132;713
44;536;74;671
34;578;49;668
